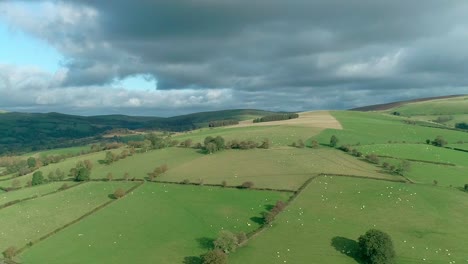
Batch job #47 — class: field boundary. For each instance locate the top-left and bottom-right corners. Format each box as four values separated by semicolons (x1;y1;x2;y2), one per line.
0;182;85;211
376;155;456;166
241;175;318;245
150;180;296;193
14;181;144;259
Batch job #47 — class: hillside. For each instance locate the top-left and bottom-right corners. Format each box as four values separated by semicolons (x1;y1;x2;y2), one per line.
1;97;467;264
0;109;278;154
350;94;465;111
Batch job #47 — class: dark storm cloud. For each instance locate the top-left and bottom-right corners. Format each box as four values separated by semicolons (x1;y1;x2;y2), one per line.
1;0;467;115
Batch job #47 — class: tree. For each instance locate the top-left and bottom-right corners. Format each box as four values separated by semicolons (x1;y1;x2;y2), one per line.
75;167;91;181
11;179;21;189
106;172;113;181
205;142;217;154
202;249;228;264
47;171;56;182
259;138;270;149
239;181;254;189
31;171;44;186
394;160;411;175
214;231;238;253
2;246;17;259
55;168;65;180
365;154;380;164
183;139;193;148
27;157;37;168
310;140;319;148
297;139;305;148
204;136;225;154
358;229;396;264
464;184;468;192
113;188;126;199
123;172;130;181
105;151;115;164
330;135;339;147
432;136;447;147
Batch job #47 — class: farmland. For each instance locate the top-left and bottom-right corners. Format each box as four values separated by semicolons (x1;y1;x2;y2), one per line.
0;96;467;264
0;181;138;251
19;183;290;264
230;176;468;264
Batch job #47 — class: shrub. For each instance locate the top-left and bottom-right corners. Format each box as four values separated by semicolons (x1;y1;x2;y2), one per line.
310;140;319;148
239;181;254;189
464;184;468;192
432;136;447;147
221;180;227;187
2;246;17;259
214;231;238;253
358;229;396;264
106;172;113;181
365;154;380;164
201;249;227;264
31;171;44;186
113;188;126;199
330;135;339;147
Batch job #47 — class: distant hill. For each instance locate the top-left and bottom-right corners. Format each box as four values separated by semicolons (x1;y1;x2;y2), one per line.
0;109;278;154
350;95;466;111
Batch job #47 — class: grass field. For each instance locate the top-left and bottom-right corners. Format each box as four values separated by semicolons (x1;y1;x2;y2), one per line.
22;146;92;158
356;144;468;166
0;148;124;189
230;176;468;264
313;111;468;146
447;143;468;151
91;147;203;179
175;125;322;147
19;183;290;264
0;181;137;252
0;182;79;208
158;148;398;190
396;161;468;187
386;96;468;116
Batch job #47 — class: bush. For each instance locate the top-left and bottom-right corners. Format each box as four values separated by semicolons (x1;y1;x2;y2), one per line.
214;231;238;253
2;246;17;259
239;181;254;189
31;171;44;186
432;136;447;147
464;184;468;192
330;135;339;147
221;180;227;187
202;249;228;264
358;229;395;264
113;188;126;199
365;154;380;164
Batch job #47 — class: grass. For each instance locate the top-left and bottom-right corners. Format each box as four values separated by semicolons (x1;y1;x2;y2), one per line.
386;96;468;116
22;145;92;158
447;143;468;151
0;182;79;208
0;181;137;252
0;148;124;189
158;148;398;191
356;144;468;166
175;125;322;147
395;161;468;187
230;176;468;264
91;147;203;179
313;111;468;146
19;183;290;264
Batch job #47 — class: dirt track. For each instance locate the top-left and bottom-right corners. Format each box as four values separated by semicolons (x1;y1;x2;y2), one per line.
235;111;342;129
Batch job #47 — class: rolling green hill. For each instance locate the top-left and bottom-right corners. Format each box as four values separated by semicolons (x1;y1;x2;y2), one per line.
0;109;278;154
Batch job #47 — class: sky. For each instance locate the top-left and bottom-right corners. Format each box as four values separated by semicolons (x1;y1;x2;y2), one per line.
0;0;467;117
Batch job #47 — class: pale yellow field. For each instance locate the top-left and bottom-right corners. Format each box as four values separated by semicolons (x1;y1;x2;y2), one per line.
235;111;342;129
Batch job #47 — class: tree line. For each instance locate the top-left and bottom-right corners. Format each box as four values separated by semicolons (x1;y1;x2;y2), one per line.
253;113;299;123
208;120;239;127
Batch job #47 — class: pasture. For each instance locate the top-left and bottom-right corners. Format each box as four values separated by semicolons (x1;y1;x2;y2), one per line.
356;144;468;166
0;181;137;251
175;124;322;147
313;111;468;146
0;182;79;208
386;96;468;116
158;148;398;190
19;183;290;264
230;176;468;264
91;147;203;179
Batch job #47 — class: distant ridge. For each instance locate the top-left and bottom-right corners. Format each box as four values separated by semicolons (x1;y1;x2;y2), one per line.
350;95;466;111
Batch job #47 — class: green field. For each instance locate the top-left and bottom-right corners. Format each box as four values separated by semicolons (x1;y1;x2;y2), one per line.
19;183;290;264
91;147;203;179
230;176;468;264
0;149;124;188
448;143;468;151
158;148;398;190
386;96;468;116
22;146;92;158
356;144;468;166
0;181;137;251
313;111;468;146
175;125;321;147
0;182;79;208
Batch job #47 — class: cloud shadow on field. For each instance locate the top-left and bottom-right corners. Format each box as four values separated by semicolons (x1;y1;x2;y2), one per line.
196;237;214;250
331;236;362;263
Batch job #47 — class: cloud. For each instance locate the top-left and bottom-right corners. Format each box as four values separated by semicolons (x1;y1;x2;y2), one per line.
0;0;467;115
